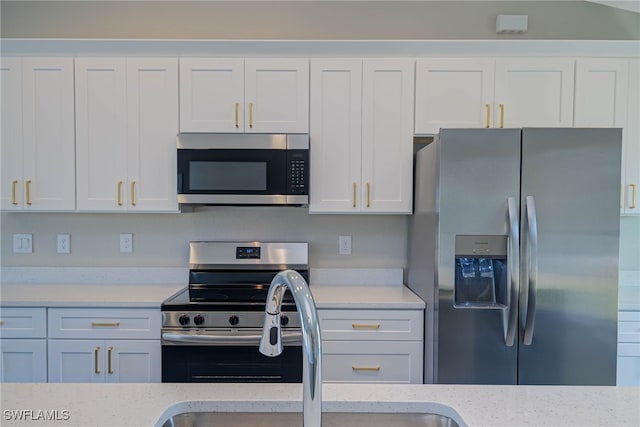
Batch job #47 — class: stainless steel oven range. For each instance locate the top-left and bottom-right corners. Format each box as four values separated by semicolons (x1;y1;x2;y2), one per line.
161;241;308;383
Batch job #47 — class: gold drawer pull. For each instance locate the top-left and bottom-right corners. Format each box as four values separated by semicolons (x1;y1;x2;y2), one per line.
352;323;380;330
91;322;120;328
107;346;114;374
352;365;381;372
94;346;101;374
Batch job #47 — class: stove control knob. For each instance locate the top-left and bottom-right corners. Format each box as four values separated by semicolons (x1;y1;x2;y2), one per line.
228;315;239;326
178;314;190;326
280;315;289;326
193;314;204;326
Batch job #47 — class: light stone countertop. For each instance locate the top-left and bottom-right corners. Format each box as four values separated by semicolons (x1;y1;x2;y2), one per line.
0;382;638;427
311;284;425;309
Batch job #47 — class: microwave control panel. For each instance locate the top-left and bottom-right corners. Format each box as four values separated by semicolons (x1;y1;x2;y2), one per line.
287;150;309;195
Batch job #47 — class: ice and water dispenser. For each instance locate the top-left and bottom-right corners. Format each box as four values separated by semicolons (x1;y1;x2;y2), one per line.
454;235;508;309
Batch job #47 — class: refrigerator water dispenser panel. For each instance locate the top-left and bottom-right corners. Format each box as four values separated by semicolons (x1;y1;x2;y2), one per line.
454;235;508;309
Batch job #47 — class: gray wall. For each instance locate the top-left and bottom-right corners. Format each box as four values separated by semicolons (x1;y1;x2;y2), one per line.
0;209;408;269
1;1;639;40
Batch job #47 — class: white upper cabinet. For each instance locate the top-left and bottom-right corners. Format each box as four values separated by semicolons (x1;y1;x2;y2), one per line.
623;59;640;215
415;58;495;134
494;58;575;128
76;58;178;212
574;58;629;128
361;59;415;213
310;58;414;214
415;58;575;134
180;58;309;133
1;57;75;211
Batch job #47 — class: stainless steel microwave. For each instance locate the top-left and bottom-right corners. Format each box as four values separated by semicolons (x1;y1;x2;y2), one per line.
177;133;309;206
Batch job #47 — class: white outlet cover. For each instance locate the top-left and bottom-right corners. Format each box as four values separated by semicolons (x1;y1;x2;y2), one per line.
120;233;133;253
13;234;33;253
57;234;71;254
339;235;352;255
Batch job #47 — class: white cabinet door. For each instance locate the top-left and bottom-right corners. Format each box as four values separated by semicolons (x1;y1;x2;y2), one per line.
574;58;629;128
623;59;640;215
0;339;47;382
415;58;495;134
495;58;575;128
179;58;244;132
244;59;309;133
1;58;75;211
1;58;23;210
126;59;179;212
75;58;128;211
105;340;161;383
309;59;362;213
22;58;76;211
48;339;105;383
361;59;414;214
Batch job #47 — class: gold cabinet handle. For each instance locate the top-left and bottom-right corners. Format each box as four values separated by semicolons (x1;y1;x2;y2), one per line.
117;181;123;206
366;182;371;208
25;180;32;205
94;346;101;374
91;322;120;328
485;104;491;128
248;102;254;128
107;346;114;374
352;323;381;330
353;182;357;208
130;181;136;206
631;184;638;209
11;180;18;205
352;365;381;372
234;102;240;128
499;104;505;128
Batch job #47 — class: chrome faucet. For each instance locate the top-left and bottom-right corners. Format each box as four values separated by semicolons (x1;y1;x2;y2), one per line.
260;269;322;427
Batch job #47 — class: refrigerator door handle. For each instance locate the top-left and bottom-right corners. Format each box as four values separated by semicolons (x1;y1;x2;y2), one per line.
522;195;538;346
504;196;520;347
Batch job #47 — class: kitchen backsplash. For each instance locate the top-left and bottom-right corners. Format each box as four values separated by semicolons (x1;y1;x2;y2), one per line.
0;207;407;269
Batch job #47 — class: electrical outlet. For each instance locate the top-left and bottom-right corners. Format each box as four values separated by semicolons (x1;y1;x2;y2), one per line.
57;234;71;254
338;235;352;255
119;233;133;253
13;234;33;253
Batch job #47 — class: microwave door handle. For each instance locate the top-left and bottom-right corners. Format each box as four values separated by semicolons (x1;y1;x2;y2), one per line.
503;196;520;347
522;195;538;346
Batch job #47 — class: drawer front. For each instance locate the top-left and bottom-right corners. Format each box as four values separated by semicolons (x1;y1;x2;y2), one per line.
318;309;423;341
619;311;640;343
48;308;161;339
322;340;423;383
617;342;640;386
0;308;47;338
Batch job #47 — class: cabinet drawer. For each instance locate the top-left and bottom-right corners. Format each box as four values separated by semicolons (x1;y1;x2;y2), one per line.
322;340;423;383
0;308;47;338
318;309;423;341
48;308;160;339
619;311;640;343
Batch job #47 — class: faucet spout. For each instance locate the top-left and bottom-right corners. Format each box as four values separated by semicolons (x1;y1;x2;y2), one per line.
260;269;322;427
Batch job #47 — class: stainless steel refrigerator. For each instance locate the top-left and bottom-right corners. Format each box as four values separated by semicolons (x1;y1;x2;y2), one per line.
407;128;621;385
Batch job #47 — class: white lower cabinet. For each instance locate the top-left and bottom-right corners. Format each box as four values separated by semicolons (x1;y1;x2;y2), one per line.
0;339;47;382
617;311;640;386
47;308;161;383
0;307;47;382
47;339;160;383
318;309;423;383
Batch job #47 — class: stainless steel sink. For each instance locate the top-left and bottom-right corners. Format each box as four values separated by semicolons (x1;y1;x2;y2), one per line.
161;411;460;427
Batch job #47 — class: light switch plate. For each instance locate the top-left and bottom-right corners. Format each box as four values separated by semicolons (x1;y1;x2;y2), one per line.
13;234;33;253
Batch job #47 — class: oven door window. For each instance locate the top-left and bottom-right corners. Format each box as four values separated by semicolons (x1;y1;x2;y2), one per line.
178;149;286;195
162;345;302;383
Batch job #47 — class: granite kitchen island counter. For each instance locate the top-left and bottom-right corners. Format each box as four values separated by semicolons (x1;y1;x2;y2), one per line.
1;382;638;427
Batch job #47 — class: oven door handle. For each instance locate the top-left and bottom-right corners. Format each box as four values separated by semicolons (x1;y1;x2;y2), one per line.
162;331;302;345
